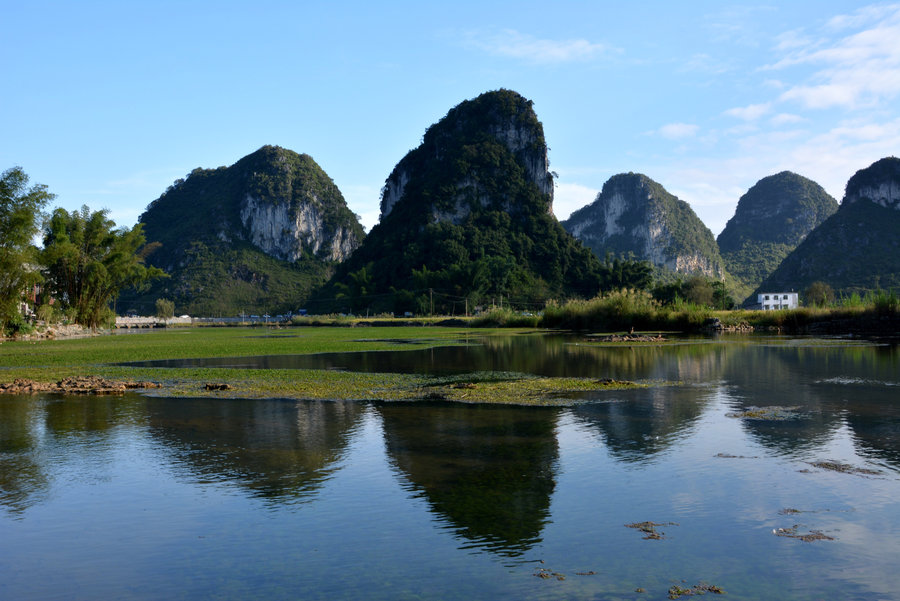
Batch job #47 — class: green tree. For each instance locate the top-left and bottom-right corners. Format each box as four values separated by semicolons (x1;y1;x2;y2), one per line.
0;167;54;334
334;263;374;314
683;275;714;307
599;253;653;291
712;280;735;310
41;206;165;328
804;281;834;307
155;297;175;319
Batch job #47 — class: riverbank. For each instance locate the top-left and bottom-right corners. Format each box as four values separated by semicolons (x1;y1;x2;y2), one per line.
1;323;99;342
0;375;161;395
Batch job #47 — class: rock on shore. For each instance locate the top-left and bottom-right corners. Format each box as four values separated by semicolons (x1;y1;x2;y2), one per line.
0;376;161;395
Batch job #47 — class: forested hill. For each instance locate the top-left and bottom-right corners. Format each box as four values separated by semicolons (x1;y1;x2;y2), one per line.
310;89;606;315
717;171;837;302
561;173;725;279
754;156;900;297
118;146;364;316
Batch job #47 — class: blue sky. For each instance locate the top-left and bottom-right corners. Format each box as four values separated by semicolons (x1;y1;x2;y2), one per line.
4;1;899;236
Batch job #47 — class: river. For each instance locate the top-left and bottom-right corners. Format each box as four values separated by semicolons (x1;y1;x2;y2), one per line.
1;334;898;600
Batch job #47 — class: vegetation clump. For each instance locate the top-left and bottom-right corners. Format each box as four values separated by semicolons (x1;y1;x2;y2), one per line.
541;289;717;332
41;206;165;328
668;583;726;598
416;373;644;405
774;525;835;542
155;298;175;319
533;567;566;581
726;406;801;420
625;521;678;540
808;460;881;476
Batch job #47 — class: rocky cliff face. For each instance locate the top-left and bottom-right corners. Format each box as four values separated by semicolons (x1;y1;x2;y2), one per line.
235;146;363;263
847;181;900;209
123;145;364;315
754;157;900;297
844;157;900;210
240;192;358;263
717;171;837;299
562;173;725;278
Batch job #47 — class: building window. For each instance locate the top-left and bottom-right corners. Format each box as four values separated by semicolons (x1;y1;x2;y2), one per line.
765;295;770;300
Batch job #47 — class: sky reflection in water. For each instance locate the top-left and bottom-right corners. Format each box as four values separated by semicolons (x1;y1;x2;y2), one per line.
2;337;899;600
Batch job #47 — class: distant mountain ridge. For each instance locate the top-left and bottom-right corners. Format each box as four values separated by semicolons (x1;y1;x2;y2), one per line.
119;145;364;315
561;173;725;279
754;157;900;297
717;171;838;301
312;89;604;314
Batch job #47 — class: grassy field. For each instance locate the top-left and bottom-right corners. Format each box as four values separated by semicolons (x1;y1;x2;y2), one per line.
0;326;649;405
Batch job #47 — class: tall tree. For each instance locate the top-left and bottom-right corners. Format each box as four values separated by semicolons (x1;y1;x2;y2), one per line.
0;167;54;333
41;206;165;328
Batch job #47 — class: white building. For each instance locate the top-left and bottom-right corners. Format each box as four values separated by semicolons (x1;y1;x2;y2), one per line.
758;292;798;311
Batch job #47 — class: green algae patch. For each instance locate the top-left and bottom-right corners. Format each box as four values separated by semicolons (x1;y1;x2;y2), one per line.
807;460;882;476
1;366;654;405
668;583;725;598
0;326;475;373
726;406;801;420
625;521;678;540
139;370;650;405
140;368;431;402
773;525;835;542
0;327;669;405
415;374;647;406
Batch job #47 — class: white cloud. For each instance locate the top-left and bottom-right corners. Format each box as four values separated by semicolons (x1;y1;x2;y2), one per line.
465;29;616;64
825;3;900;31
774;29;815;51
553;182;599;221
723;123;760;137
679;53;732;74
657;122;699;140
769;113;805;126
658;167;749;236
341;184;383;233
724;102;772;121
689;116;900;226
703;5;777;47
772;5;900;109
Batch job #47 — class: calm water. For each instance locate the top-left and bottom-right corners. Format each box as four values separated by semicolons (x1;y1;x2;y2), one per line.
2;335;900;600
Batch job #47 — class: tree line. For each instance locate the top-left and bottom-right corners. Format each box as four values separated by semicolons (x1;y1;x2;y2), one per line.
4;165;844;334
0;167;163;335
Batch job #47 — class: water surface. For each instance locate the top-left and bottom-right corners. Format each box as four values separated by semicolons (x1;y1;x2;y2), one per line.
2;336;899;600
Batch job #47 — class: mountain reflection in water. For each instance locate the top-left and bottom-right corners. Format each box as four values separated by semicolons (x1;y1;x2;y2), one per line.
147;398;366;504
376;402;558;557
2;337;900;601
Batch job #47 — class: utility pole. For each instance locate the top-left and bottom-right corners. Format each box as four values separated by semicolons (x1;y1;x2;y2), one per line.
429;288;433;316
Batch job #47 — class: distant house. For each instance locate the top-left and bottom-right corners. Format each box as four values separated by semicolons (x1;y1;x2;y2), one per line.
757;292;798;311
